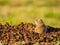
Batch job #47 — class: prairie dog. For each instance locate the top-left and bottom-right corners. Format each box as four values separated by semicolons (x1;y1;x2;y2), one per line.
35;19;47;34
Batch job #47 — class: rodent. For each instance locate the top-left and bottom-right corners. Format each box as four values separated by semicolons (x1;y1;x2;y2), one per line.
35;19;47;34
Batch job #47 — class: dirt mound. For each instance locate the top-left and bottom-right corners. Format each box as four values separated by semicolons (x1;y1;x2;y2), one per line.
0;22;60;45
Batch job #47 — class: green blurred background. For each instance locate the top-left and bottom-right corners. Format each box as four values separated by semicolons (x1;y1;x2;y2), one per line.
0;0;60;45
0;0;60;27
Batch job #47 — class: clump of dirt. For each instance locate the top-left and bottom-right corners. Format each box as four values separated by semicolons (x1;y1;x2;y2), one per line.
0;22;60;45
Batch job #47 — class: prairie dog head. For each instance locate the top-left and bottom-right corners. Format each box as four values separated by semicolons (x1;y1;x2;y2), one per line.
35;19;44;26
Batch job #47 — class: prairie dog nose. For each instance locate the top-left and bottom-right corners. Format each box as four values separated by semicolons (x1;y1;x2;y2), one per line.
35;19;47;34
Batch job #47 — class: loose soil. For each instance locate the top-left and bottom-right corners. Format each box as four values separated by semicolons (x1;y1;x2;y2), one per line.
0;22;60;45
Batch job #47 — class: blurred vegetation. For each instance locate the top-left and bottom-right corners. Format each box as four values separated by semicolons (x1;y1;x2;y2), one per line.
0;0;9;5
56;41;60;45
0;7;60;27
0;0;60;6
0;0;60;45
0;0;60;27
